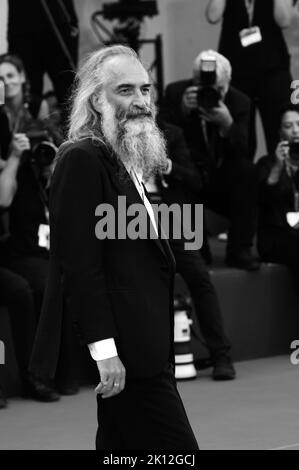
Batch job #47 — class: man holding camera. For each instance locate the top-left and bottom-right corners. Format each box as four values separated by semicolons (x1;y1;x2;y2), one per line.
145;118;235;380
160;50;260;271
257;103;299;267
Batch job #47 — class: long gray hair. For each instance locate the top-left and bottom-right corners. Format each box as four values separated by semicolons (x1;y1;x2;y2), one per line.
68;45;139;143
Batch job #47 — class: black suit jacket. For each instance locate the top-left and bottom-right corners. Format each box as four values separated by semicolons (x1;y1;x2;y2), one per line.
30;138;176;380
159;80;251;169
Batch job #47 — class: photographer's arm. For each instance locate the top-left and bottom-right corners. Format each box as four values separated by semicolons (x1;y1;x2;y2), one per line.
0;155;19;207
223;95;250;159
206;0;226;24
200;102;245;155
159;84;194;128
267;141;288;184
257;155;285;206
37;99;50;121
0;134;30;207
163;126;204;193
274;0;293;28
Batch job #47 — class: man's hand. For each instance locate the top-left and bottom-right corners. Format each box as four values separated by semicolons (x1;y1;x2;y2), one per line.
182;86;199;112
11;133;30;159
95;356;126;399
199;102;233;135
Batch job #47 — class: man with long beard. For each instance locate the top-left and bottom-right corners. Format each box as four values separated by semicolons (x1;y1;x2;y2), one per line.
30;45;199;450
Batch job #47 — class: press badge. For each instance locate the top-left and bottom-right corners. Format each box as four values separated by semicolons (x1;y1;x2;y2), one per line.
240;27;262;47
286;212;299;229
38;224;50;250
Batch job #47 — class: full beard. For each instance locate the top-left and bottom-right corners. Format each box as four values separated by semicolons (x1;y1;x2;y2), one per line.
100;97;168;181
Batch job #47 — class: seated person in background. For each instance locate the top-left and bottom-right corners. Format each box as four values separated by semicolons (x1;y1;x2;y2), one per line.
0;54;77;397
257;104;299;273
0;165;59;403
145;118;236;380
0;263;59;406
159;50;260;271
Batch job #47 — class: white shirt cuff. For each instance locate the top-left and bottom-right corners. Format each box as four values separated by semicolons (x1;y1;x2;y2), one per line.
88;338;118;361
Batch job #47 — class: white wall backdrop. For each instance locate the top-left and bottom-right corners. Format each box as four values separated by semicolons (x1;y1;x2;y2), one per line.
1;0;299;156
1;0;298;83
73;0;220;85
0;0;8;53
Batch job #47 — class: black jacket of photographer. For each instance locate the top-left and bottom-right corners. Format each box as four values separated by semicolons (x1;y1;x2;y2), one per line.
159;81;251;184
157;119;203;202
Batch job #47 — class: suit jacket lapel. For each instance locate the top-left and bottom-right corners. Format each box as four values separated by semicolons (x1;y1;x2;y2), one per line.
128;177;170;263
99;148;171;263
142;183;176;268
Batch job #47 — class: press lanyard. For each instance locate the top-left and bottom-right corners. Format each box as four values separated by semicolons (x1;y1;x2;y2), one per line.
244;0;256;27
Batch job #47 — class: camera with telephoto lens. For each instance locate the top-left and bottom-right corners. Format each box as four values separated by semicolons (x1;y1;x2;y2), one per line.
22;119;57;168
197;57;221;110
289;139;299;166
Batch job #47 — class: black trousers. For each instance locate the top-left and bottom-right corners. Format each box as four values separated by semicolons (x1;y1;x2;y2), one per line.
232;69;292;159
4;254;77;383
0;267;35;380
202;158;258;255
96;364;199;450
258;227;299;267
6;255;49;320
9;30;78;118
170;239;231;360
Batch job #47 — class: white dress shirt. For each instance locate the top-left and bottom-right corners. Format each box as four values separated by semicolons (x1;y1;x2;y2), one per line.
88;165;158;361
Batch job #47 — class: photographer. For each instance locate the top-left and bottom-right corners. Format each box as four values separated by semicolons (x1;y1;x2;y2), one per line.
0;54;77;398
160;50;259;271
145;119;235;380
257;104;299;269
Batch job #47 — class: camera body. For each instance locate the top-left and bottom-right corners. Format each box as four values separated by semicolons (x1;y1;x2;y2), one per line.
22;120;57;168
197;57;221;110
289;139;299;166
